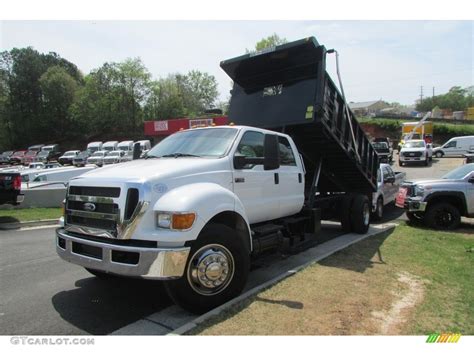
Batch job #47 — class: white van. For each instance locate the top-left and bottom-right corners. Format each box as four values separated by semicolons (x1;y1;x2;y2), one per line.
433;136;474;158
135;140;151;156
117;140;134;152
102;141;119;152
87;142;103;154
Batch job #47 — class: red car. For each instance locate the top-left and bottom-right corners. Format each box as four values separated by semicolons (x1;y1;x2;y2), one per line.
9;150;27;165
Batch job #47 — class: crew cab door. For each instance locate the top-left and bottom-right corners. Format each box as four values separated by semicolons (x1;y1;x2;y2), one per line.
277;136;305;216
232;130;280;224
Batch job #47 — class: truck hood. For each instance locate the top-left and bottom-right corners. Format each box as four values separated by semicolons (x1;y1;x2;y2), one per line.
403;178;459;186
74;157;230;183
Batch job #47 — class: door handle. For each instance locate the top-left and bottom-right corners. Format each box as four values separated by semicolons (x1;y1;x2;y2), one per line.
274;173;279;184
235;177;245;183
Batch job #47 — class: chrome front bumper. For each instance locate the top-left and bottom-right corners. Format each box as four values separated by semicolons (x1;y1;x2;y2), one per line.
56;228;190;279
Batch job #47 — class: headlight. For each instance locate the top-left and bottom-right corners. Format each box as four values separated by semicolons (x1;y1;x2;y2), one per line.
414;185;424;196
156;212;196;230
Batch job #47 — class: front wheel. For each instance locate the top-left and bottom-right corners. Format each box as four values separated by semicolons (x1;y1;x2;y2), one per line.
164;223;250;314
399;159;404;166
435;151;444;158
424;202;461;230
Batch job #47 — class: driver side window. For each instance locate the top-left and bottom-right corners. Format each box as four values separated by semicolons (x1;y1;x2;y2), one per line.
236;131;264;169
445;140;457;148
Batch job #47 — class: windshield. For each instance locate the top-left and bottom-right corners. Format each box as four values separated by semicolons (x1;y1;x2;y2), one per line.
38;151;49;157
147;128;238;158
64;151;77;156
42;147;53;151
91;152;104;157
442;164;474;180
25;151;37;156
373;142;388;150
118;146;130;151
103;147;115;151
108;151;121;156
403;141;425;148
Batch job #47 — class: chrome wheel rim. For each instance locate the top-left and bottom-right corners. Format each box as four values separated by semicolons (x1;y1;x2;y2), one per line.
187;244;235;296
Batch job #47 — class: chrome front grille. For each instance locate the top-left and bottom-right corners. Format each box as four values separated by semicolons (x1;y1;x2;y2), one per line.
64;185;147;240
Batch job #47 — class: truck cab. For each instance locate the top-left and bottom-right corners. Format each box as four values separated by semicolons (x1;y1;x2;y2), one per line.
102;141;119;152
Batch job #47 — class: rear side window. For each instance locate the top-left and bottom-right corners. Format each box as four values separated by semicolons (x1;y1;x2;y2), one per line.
278;136;296;166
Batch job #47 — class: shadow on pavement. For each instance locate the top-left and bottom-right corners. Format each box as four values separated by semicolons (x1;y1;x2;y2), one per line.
318;228;393;274
52;276;172;335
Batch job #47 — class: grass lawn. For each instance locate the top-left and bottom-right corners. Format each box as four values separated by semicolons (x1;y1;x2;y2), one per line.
191;223;473;335
0;208;62;223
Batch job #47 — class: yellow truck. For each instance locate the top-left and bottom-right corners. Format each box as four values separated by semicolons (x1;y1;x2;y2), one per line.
398;121;434;151
467;107;474;120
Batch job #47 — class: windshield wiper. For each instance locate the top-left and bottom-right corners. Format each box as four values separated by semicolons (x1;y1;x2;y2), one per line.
161;153;201;158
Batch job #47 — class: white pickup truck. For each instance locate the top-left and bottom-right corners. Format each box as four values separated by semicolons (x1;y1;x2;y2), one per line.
372;164;406;220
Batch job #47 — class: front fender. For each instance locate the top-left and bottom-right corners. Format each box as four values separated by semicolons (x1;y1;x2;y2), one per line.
153;182;251;236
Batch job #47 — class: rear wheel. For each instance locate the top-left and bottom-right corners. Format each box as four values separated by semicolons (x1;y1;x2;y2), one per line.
424;202;461;230
164;223;250;314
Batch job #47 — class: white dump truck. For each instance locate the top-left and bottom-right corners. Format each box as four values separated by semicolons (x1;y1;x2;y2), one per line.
56;37;380;313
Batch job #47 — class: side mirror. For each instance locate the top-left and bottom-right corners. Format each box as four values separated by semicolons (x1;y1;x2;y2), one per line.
132;143;141;160
263;134;280;171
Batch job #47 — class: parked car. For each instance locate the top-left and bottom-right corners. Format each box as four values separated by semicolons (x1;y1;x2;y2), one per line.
73;151;90;167
373;137;393;160
102;150;127;165
0;172;23;205
432;136;474;158
399;139;431;166
58;150;80;165
371;163;406;220
396;163;474;230
0;151;14;165
86;150;109;167
22;149;41;165
9;150;27;165
372;141;392;163
37;144;61;162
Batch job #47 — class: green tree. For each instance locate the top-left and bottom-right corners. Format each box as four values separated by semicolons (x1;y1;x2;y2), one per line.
176;70;218;114
247;33;288;53
416;86;472;112
39;66;79;138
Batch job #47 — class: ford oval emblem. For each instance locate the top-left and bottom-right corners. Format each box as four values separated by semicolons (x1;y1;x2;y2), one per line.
83;202;96;212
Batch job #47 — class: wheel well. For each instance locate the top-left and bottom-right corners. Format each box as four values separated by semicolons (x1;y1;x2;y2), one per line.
205;211;252;253
426;195;465;215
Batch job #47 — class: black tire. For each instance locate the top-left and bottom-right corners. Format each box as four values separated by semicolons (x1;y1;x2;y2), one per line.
406;211;424;224
371;197;383;221
435;151;444;158
164;223;250;314
424;202;461;230
424;155;429;166
85;267;119;280
340;194;353;232
350;194;371;234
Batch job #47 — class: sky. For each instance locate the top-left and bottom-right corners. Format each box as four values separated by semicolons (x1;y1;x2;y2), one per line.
1;20;473;105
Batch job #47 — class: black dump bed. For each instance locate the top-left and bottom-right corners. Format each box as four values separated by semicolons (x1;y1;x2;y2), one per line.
220;37;378;194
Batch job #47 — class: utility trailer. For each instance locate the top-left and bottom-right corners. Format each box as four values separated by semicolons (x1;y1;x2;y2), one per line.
221;37;379;236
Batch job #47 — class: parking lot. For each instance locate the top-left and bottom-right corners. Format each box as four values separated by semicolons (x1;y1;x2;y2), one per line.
0;156;470;335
